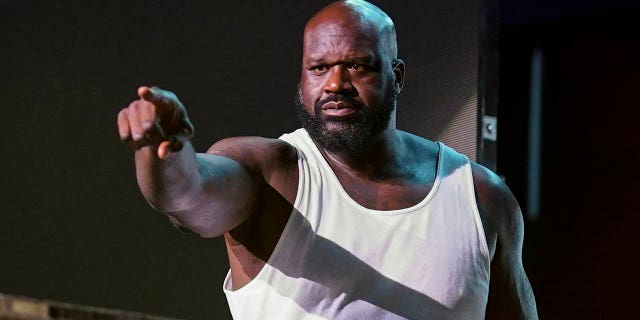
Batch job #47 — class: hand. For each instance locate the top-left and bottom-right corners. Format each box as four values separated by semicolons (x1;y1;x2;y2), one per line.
117;86;194;159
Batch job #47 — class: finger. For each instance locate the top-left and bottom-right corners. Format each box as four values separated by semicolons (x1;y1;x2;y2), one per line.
133;101;168;147
137;86;153;101
127;102;145;143
139;86;182;116
136;99;157;132
136;86;191;137
137;86;167;106
117;108;131;141
157;137;184;160
157;140;172;159
138;86;170;106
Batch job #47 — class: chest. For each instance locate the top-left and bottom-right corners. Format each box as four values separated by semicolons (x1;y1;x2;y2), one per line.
331;166;436;211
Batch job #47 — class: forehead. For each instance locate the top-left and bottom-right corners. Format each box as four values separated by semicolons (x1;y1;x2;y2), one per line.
303;20;381;59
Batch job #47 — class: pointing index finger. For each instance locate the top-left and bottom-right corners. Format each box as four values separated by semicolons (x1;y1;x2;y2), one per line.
137;86;155;101
137;86;173;113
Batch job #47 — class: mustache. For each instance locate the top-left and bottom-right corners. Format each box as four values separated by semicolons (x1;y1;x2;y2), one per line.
314;94;365;111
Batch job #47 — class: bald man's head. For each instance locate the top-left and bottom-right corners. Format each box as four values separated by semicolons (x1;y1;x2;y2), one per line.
304;0;398;60
296;1;405;156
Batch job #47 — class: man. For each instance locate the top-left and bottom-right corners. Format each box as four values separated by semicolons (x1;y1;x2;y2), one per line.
117;0;538;319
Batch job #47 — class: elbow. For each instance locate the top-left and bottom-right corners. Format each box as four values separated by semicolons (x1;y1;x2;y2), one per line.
164;205;250;239
138;179;203;213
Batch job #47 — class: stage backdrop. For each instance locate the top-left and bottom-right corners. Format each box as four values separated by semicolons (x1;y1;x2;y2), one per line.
0;1;484;319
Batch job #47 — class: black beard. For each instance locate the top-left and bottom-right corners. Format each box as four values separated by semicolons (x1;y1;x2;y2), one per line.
295;86;396;157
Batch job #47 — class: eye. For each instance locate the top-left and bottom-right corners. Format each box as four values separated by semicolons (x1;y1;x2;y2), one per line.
310;65;328;75
347;63;364;71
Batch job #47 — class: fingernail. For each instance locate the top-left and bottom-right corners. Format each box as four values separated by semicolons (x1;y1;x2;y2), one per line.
142;120;153;130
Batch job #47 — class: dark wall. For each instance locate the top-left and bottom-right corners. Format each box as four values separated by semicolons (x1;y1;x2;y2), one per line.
498;1;640;318
1;1;480;319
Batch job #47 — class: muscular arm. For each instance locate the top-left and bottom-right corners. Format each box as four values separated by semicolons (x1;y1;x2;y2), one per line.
472;163;539;319
134;140;256;237
118;87;293;238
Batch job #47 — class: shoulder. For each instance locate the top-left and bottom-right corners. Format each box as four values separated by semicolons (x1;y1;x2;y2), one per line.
206;136;299;201
470;162;514;208
470;162;520;223
470;162;524;260
207;136;297;180
398;130;440;158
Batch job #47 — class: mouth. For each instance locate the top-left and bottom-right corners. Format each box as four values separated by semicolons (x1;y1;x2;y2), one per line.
320;101;360;117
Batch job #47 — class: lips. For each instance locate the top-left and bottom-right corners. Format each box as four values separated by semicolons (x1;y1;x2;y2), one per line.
320;101;360;116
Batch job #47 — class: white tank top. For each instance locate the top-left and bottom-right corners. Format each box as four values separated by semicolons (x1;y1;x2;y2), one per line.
223;129;490;319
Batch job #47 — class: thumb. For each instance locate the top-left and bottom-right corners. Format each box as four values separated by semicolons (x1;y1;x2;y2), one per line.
157;137;184;160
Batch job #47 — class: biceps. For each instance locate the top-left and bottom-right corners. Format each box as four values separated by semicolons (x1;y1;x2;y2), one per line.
486;212;538;319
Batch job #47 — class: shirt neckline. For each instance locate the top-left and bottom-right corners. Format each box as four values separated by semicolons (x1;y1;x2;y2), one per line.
300;129;443;216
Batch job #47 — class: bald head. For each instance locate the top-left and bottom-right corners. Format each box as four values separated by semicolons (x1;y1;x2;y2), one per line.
304;0;398;60
297;1;405;155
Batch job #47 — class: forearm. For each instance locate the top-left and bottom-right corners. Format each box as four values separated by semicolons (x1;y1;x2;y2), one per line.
135;138;202;212
134;138;256;237
486;263;538;319
514;271;538;320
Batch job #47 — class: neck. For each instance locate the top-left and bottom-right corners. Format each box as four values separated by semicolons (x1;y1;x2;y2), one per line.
317;125;406;180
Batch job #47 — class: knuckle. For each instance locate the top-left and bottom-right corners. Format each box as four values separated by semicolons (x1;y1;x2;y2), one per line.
132;100;144;111
135;101;155;114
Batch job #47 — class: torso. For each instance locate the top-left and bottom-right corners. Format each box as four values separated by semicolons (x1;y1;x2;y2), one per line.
323;132;439;211
224;131;496;290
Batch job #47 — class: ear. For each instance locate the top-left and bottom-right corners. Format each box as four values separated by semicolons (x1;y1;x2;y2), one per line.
392;58;405;95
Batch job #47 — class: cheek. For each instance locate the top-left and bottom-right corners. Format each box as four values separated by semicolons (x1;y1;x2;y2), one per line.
300;76;321;100
355;78;387;105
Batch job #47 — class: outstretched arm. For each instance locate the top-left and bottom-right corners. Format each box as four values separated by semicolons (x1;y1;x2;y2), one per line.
117;87;261;237
472;164;539;319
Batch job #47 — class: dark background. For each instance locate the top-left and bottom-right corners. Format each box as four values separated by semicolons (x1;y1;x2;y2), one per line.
498;0;640;318
1;1;478;319
2;0;639;319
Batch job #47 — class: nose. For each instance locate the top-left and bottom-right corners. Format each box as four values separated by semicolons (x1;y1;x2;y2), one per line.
323;65;355;94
